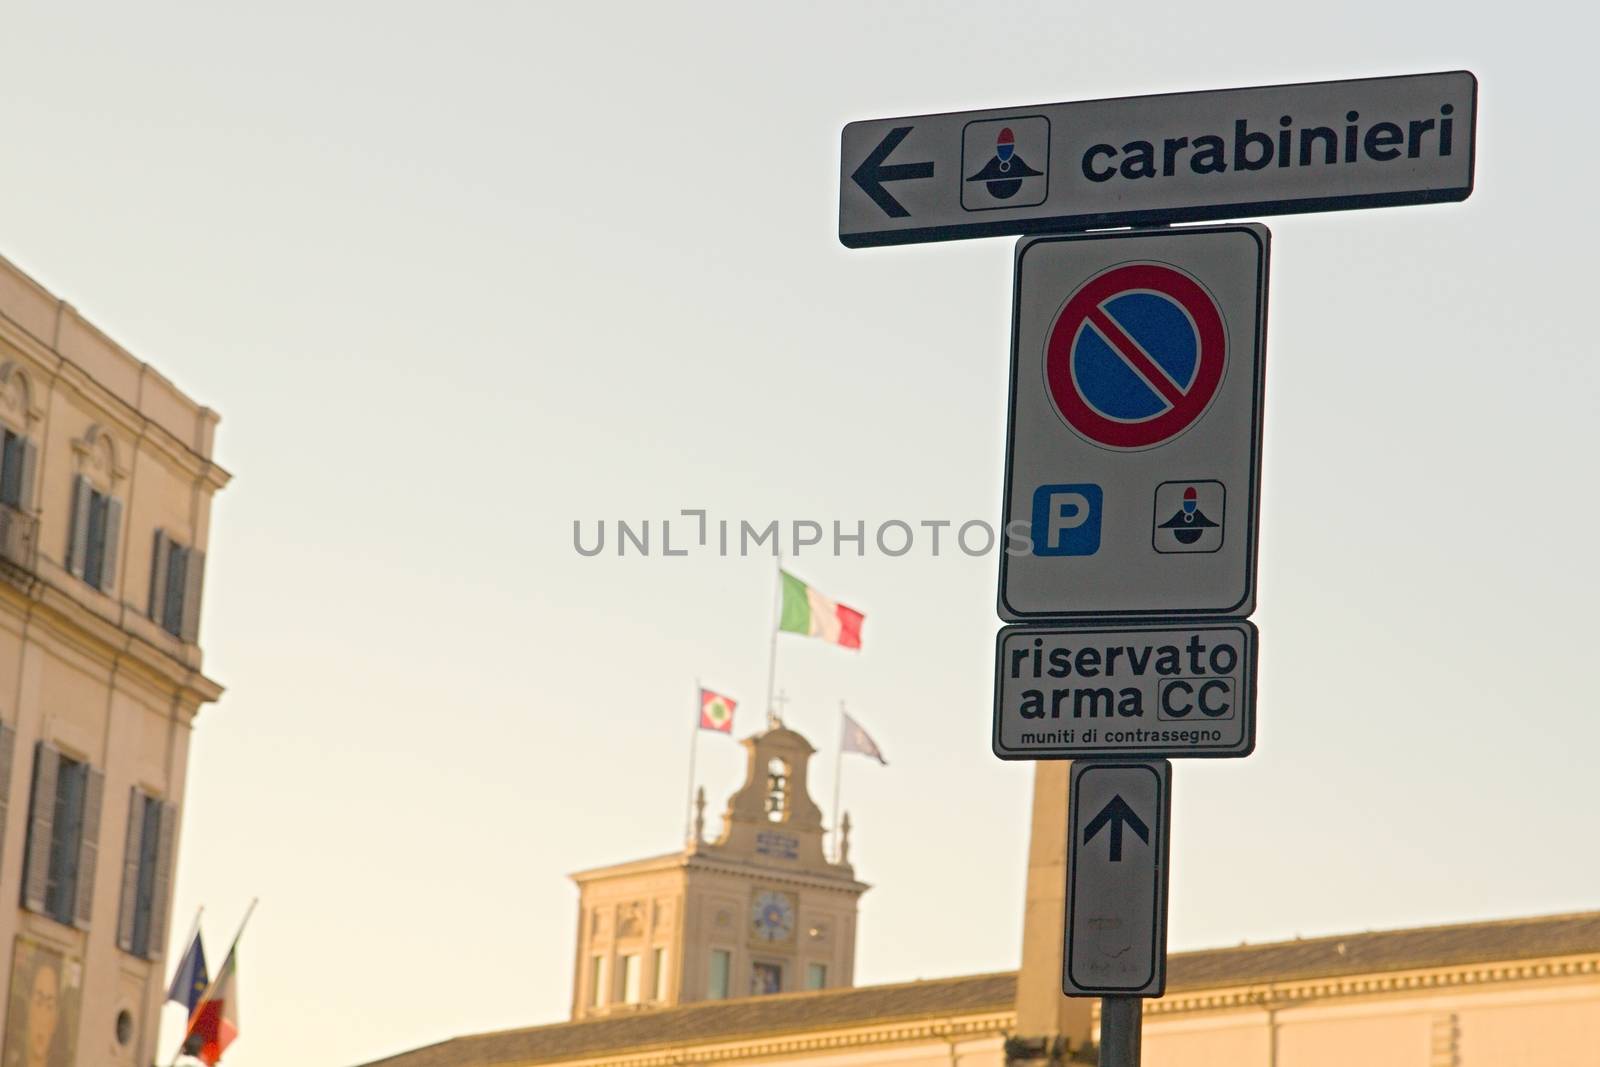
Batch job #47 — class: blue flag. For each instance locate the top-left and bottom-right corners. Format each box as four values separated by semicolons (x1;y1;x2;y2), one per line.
166;933;210;1013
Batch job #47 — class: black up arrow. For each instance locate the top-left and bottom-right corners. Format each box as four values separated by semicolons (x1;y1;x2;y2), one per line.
1082;795;1150;862
851;127;934;219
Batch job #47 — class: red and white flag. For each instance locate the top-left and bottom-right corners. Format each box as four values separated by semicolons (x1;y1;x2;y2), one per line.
699;689;737;733
186;947;240;1065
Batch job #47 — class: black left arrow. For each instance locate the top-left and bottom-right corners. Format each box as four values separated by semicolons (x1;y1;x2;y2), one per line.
851;126;934;219
1082;795;1150;863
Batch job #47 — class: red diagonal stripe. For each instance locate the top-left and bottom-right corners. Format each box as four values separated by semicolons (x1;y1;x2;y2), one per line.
1086;306;1187;408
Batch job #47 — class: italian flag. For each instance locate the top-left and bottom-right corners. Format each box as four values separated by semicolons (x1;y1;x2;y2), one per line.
699;689;737;733
186;947;240;1066
779;571;864;649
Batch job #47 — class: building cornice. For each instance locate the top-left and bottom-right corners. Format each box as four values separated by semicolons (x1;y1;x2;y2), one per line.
684;853;870;895
1145;952;1600;1017
0;562;222;707
0;266;230;485
571;851;869;896
558;1010;1013;1067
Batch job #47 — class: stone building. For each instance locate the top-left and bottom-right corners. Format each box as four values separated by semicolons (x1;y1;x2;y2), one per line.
0;254;226;1065
570;725;868;1016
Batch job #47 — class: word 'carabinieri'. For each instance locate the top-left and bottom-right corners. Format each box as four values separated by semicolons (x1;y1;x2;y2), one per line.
1082;105;1459;182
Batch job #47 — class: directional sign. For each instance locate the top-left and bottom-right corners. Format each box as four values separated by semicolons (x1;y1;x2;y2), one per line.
998;225;1267;620
1065;760;1170;998
993;621;1257;760
840;70;1476;247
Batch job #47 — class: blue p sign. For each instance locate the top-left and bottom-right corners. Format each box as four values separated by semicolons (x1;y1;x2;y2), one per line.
1031;484;1103;556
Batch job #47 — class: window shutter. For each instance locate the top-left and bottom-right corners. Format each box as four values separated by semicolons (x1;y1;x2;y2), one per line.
100;497;123;592
116;789;145;952
148;531;169;623
22;743;59;913
17;439;36;512
147;801;177;957
73;765;104;928
67;477;91;577
180;549;206;644
0;723;15;875
0;430;19;506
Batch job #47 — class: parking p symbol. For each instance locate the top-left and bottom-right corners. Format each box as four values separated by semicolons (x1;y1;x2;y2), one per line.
1031;483;1103;556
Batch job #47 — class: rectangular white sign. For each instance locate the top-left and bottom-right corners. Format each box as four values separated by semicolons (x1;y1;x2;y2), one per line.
840;71;1476;247
994;621;1257;760
998;225;1267;620
1065;760;1171;998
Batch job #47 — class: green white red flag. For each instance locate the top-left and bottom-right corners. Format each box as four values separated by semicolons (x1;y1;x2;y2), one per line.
699;689;737;733
185;946;240;1065
778;571;864;649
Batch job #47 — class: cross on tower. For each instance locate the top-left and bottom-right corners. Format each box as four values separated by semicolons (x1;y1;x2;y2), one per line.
769;689;790;729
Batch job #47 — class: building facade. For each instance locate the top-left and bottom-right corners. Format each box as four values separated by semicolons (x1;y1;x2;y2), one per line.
364;911;1600;1067
571;725;868;1018
0;255;227;1066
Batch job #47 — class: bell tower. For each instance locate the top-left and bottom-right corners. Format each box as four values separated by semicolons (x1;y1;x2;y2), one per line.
569;723;868;1018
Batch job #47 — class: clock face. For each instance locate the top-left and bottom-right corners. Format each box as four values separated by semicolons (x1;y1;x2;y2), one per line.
751;890;796;943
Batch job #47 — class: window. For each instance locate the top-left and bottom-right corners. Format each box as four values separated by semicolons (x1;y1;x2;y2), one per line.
651;947;668;1001
764;759;789;822
707;950;730;1000
806;963;827;990
117;789;176;959
66;476;121;593
619;954;641;1004
149;531;206;641
588;956;605;1008
751;961;783;996
0;426;36;509
22;743;104;928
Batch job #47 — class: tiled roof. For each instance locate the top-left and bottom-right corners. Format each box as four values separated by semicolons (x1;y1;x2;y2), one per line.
356;972;1015;1067
356;910;1600;1067
1165;909;1600;990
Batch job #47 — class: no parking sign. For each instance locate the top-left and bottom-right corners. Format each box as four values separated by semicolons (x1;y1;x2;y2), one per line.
998;224;1268;619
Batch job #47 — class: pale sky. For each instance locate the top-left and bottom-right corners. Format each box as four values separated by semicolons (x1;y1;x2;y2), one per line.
2;3;1597;1066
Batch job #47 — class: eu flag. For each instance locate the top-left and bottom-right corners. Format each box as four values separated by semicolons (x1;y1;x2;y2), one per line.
166;933;210;1013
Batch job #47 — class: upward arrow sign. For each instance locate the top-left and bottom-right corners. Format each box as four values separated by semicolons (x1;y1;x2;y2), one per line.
1082;794;1150;862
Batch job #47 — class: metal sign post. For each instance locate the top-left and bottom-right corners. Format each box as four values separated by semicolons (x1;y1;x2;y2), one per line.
832;67;1480;1067
1099;998;1143;1067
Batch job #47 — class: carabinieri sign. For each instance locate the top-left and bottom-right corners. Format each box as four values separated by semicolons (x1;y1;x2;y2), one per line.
993;621;1258;760
839;70;1476;247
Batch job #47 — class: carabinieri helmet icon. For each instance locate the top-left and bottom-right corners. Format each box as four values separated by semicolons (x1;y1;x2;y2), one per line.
966;126;1043;199
1157;485;1220;545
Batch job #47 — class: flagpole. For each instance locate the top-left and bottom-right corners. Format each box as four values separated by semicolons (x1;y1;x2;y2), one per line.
833;702;846;863
174;905;203;973
169;898;257;1067
685;679;702;845
764;552;783;729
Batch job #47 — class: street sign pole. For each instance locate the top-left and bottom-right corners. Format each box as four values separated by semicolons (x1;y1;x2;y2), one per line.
1099;997;1142;1067
834;67;1478;1067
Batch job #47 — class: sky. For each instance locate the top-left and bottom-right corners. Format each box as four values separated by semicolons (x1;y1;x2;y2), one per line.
2;2;1598;1065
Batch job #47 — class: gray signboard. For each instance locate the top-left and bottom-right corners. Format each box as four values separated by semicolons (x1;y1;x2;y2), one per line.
994;621;1256;760
1065;759;1171;998
998;225;1267;620
839;71;1476;247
